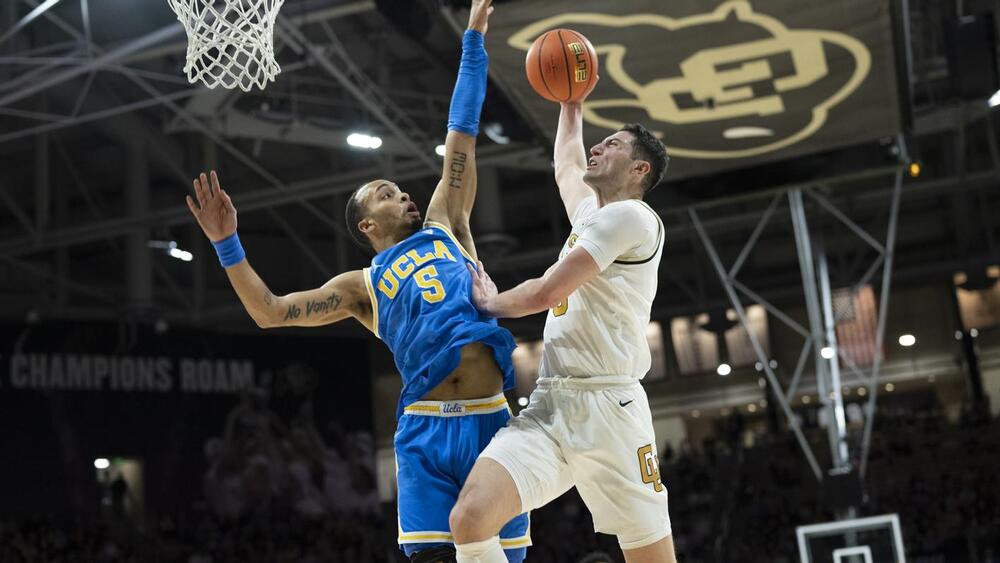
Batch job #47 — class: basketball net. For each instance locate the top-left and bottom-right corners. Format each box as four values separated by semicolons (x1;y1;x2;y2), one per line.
167;0;284;91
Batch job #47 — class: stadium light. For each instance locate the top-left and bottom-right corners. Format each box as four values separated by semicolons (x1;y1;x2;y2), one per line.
435;144;447;157
148;240;194;262
716;363;732;376
94;458;110;470
989;88;1000;108
347;133;383;150
898;334;916;347
821;346;835;359
169;248;193;262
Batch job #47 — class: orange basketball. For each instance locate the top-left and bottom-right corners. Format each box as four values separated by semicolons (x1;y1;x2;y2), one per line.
525;29;598;103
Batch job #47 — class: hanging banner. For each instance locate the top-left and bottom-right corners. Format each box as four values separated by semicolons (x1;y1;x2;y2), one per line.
485;0;905;180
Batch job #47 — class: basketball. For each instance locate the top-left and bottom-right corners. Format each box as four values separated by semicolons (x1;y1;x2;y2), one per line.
525;29;598;103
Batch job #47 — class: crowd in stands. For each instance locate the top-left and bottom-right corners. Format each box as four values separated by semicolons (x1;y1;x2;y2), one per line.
202;387;379;522
2;398;998;562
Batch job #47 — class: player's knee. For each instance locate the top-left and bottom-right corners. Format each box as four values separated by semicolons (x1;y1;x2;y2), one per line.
449;493;490;540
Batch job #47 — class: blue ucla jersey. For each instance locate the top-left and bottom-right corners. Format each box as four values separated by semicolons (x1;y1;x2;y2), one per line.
363;221;517;418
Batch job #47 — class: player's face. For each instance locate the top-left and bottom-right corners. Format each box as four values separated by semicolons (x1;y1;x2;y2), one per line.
360;180;422;242
584;131;638;191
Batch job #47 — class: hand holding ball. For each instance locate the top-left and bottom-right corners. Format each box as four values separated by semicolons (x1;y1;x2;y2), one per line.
525;29;598;103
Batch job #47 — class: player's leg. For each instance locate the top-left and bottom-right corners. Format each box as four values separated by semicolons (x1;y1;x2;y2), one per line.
621;536;678;563
449;458;523;562
568;383;674;562
395;412;463;562
450;388;572;562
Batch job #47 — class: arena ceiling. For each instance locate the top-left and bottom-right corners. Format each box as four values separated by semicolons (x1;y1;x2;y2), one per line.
0;0;998;338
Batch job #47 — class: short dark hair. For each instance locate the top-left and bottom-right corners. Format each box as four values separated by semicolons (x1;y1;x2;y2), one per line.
620;123;669;192
344;186;373;250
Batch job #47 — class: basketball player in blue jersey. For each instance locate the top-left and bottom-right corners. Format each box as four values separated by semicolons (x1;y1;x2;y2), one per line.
184;2;529;562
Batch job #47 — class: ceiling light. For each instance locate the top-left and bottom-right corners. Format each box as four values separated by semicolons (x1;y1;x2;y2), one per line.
716;363;732;376
169;248;193;262
94;458;110;469
517;396;528;407
989;88;1000;107
821;346;835;359
885;383;895;392
898;334;916;347
435;144;446;157
347;133;382;150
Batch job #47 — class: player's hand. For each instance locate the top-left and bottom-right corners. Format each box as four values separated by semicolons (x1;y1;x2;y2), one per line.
467;260;498;315
562;74;600;108
467;0;493;35
186;170;238;243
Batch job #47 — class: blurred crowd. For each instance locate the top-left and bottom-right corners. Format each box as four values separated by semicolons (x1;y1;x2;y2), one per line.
2;398;998;562
202;387;378;521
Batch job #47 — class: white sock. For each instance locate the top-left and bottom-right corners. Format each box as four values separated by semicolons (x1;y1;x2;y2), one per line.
455;536;507;563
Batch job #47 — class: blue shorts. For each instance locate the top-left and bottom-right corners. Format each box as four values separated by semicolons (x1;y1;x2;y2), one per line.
395;393;530;562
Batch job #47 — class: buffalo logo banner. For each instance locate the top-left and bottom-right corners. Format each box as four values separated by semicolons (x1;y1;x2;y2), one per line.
487;0;904;179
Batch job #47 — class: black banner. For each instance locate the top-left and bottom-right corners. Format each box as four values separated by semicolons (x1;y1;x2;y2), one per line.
0;322;373;518
487;0;904;180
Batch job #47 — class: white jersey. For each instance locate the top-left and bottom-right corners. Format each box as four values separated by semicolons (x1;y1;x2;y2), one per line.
539;196;664;380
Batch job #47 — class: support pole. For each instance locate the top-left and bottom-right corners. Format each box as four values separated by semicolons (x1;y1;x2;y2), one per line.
818;243;850;469
860;168;904;478
790;190;851;470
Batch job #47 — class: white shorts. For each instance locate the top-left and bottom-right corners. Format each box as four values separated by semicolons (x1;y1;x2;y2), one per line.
480;377;671;550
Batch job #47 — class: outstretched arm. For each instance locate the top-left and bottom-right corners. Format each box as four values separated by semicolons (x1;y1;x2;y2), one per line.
186;171;374;332
423;0;493;260
468;201;654;319
467;249;600;319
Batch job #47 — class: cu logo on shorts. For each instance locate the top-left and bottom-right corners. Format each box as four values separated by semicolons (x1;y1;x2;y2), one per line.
637;444;665;492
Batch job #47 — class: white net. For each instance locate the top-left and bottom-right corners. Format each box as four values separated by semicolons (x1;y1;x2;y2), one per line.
167;0;284;91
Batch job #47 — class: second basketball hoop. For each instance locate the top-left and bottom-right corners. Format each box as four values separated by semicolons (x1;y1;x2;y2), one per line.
167;0;284;91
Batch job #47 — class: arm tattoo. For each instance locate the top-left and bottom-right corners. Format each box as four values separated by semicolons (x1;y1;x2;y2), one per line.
447;152;468;189
283;304;301;320
305;293;343;317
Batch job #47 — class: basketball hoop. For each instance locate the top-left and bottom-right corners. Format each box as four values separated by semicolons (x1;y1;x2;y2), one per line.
167;0;284;91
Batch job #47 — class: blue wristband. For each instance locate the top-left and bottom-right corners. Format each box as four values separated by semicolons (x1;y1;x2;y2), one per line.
447;30;488;137
212;232;246;268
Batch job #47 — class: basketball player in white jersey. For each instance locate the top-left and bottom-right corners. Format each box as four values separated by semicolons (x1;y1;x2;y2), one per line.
446;92;674;563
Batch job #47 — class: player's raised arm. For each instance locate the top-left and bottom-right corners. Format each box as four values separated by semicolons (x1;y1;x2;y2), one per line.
423;0;493;261
186;171;373;332
554;101;595;220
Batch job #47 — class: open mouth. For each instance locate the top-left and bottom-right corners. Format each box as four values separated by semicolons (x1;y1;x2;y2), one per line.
587;157;597;170
406;202;419;216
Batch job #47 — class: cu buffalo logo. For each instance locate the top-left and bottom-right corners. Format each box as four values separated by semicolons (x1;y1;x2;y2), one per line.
508;1;872;159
